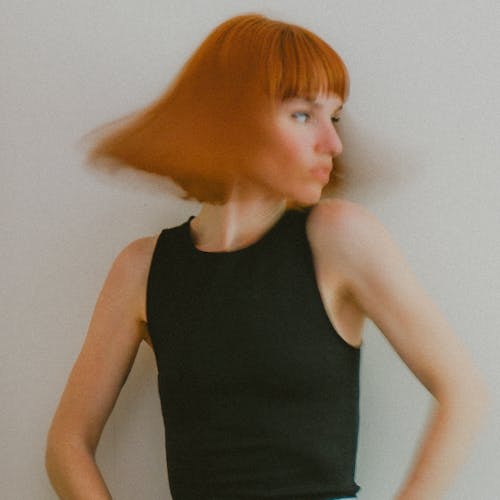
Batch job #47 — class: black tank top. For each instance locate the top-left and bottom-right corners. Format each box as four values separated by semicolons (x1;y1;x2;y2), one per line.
146;206;362;500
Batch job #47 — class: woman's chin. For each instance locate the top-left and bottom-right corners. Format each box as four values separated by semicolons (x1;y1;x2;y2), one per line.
291;186;324;206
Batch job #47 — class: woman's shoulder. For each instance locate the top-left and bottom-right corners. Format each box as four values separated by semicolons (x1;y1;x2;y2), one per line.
307;197;378;243
115;234;160;272
306;197;390;275
110;234;160;325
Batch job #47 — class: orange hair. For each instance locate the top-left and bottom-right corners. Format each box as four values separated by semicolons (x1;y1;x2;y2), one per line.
83;13;350;208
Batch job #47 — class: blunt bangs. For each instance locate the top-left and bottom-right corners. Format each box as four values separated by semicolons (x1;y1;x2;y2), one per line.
210;15;350;105
265;26;350;103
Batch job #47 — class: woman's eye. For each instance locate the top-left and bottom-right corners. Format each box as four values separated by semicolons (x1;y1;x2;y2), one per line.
291;112;310;123
331;116;341;123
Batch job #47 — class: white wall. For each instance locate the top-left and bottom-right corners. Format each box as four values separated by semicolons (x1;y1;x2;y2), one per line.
2;1;499;498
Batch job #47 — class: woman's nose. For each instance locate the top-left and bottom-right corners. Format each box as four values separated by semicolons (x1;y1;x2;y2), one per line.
316;121;343;158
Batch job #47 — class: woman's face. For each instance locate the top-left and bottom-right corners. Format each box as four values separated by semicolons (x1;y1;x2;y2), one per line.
248;92;344;205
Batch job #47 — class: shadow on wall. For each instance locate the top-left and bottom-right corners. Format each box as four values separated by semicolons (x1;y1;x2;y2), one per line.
323;111;424;203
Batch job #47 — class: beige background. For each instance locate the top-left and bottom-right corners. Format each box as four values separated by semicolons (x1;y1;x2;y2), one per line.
2;0;499;498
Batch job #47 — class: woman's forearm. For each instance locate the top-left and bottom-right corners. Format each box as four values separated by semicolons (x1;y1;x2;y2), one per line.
45;440;112;500
394;389;491;500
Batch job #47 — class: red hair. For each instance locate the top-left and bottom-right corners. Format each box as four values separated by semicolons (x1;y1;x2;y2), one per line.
83;13;350;208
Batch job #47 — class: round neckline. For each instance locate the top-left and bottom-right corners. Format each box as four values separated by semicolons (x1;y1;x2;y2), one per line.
184;209;293;256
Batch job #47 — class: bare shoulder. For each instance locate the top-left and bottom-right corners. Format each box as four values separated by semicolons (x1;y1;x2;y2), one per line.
113;235;159;285
306;197;383;267
113;234;160;327
308;197;378;231
119;234;159;266
306;197;401;308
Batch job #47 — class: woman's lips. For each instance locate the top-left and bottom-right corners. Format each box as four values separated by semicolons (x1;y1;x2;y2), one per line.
309;166;332;183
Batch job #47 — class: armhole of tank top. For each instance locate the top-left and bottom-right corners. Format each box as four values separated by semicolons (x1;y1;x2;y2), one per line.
300;206;362;353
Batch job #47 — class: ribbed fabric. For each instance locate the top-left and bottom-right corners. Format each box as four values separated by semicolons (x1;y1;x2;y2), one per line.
146;205;362;500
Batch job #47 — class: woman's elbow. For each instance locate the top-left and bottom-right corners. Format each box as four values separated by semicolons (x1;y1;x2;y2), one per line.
45;423;90;481
45;427;68;482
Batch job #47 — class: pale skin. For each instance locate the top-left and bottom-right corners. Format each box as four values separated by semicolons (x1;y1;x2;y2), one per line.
46;93;491;499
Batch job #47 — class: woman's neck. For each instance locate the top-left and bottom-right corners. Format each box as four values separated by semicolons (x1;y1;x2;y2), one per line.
189;198;288;253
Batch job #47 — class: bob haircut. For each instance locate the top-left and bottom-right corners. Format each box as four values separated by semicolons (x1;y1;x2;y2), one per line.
84;13;350;209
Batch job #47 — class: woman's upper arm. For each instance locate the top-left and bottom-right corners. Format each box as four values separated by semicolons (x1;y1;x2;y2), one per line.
314;199;490;403
47;236;157;453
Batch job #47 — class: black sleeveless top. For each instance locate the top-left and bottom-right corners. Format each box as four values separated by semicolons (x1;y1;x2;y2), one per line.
146;206;362;500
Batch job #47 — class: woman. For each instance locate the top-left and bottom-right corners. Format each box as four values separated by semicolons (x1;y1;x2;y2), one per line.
45;13;490;500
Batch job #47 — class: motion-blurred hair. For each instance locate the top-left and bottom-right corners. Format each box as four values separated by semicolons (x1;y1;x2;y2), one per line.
82;13;350;209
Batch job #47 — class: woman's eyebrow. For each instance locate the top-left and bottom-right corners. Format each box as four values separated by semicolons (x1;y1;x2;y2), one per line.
297;98;343;112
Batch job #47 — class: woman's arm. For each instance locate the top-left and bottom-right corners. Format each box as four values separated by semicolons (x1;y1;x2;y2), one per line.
314;199;491;500
45;236;155;499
